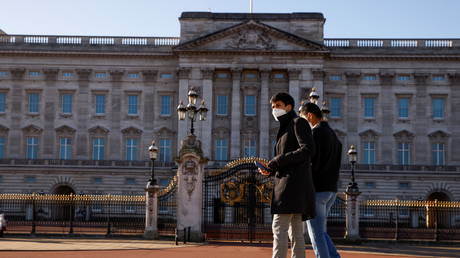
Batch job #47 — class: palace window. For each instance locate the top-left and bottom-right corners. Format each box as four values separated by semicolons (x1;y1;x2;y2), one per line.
397;142;411;165
363;97;375;118
432;143;445;166
61;93;73;114
126;138;138;161
26;136;39;159
364;182;376;189
0;92;5;112
216;95;228;115
363;141;376;165
128;95;139;115
0;137;5;158
432;75;445;81
160;95;171;116
28;93;40;113
29;71;41;77
432;98;445;119
93;177;103;184
363;75;377;81
244;137;257;157
0;71;8;77
92;138;105;160
95;94;106;114
62;72;73;78
159;139;172;162
398;98;409;119
160;73;172;79
329;75;342;81
397;75;410;81
24;176;37;183
127;73;139;79
125;177;137;185
244;95;256;116
95;72;106;79
59;137;72;160
330;97;342;118
215;139;228;161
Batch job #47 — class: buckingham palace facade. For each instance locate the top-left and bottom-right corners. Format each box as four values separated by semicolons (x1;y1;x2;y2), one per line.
0;12;459;200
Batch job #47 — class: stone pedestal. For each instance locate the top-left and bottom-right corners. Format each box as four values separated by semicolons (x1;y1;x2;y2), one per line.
144;183;160;239
344;188;361;242
176;135;208;242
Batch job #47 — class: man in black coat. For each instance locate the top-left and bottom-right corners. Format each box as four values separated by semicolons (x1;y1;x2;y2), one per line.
259;92;316;258
299;102;342;258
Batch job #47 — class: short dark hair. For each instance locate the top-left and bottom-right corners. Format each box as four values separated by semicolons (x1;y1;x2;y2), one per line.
270;92;295;109
299;101;323;119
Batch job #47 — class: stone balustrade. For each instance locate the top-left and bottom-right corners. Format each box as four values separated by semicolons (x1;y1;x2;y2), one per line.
324;38;459;48
0;158;176;168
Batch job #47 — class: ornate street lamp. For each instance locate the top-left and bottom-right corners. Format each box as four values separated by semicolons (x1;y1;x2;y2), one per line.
148;140;159;186
321;100;330;121
346;145;359;193
309;87;320;104
177;88;208;136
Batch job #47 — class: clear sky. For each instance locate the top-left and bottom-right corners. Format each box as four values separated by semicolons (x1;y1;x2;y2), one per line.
1;0;459;38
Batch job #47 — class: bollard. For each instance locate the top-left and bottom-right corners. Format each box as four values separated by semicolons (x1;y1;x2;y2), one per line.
183;228;187;244
175;228;179;245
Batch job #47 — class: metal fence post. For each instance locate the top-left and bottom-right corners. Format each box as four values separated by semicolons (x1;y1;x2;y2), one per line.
69;193;74;234
434;199;439;242
31;193;36;235
106;195;111;236
395;199;399;240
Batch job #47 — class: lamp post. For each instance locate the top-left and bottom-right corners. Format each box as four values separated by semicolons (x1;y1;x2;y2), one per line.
321;100;330;121
177;88;208;136
148;140;159;186
346;145;359;193
309;87;320;105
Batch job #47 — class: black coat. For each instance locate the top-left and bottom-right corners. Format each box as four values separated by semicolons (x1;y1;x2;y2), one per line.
311;121;342;192
267;110;316;220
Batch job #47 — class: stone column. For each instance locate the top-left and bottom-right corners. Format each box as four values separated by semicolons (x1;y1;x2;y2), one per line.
9;68;25;158
201;68;214;159
144;183;160;239
230;69;242;160
259;69;270;159
288;69;301;106
448;73;460;163
344;188;361;242
75;69;92;159
414;73;429;164
109;70;124;160
142;70;158;158
379;72;395;164
176;135;207;241
42;69;59;159
345;72;361;148
177;68;191;153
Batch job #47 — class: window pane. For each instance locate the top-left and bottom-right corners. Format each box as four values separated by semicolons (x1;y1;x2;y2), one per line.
0;93;5;112
0;137;5;158
244;138;257;157
59;137;72;160
95;95;106;114
432;143;445;166
128;95;138;115
398;98;409;118
28;93;39;113
398;143;411;165
215;139;228;161
92;138;105;160
26;137;38;159
330;98;342;118
432;98;445;118
160;95;171;115
61;94;73;113
244;95;256;115
364;97;375;118
363;141;376;164
159;139;172;162
126;138;138;161
217;95;228;115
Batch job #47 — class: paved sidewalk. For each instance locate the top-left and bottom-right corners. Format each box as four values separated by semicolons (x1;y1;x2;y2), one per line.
0;237;460;258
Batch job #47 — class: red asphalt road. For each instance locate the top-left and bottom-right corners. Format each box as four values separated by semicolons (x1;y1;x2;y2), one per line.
0;245;420;258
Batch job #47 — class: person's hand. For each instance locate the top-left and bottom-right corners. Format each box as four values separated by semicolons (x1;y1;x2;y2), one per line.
257;160;270;176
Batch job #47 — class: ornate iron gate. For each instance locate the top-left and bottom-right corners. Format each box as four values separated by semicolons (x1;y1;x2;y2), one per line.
203;158;273;242
158;176;177;237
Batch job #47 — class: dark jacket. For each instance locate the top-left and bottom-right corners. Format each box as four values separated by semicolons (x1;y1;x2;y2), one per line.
311;121;342;192
267;110;316;220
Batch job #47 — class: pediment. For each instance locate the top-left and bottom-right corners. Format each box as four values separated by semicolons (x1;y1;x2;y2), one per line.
359;129;379;137
55;125;76;134
88;126;109;135
428;130;450;138
393;130;414;139
22;124;43;134
0;125;9;133
121;126;143;135
174;20;327;53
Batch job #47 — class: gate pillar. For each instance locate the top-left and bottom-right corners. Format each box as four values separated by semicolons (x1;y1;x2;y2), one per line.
144;183;160;239
176;135;208;241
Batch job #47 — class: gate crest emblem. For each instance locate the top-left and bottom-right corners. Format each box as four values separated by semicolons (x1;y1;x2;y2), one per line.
220;179;245;205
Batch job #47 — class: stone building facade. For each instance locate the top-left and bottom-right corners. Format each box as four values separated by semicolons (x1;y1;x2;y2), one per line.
0;12;459;201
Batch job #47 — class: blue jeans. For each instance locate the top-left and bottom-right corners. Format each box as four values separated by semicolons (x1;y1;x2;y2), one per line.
306;192;340;258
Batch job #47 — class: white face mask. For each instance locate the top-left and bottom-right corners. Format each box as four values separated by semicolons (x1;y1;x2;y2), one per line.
272;108;287;121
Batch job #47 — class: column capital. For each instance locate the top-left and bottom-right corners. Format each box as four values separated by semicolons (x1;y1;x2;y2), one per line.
10;67;25;80
43;68;59;81
177;67;191;80
414;73;430;84
231;68;242;80
345;72;361;84
311;69;324;81
109;70;125;81
142;70;158;82
201;68;214;80
76;69;92;81
288;69;301;80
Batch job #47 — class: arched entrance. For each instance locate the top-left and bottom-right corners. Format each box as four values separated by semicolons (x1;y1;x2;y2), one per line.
51;185;76;221
426;191;451;228
53;185;75;195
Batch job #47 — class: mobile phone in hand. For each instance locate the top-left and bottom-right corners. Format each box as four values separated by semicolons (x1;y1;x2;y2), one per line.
254;161;270;172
